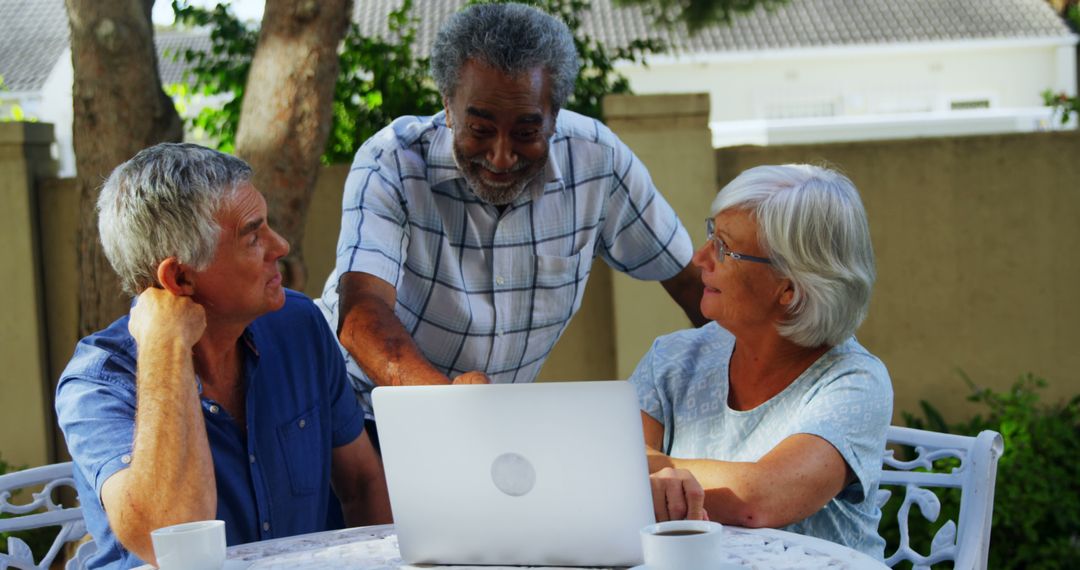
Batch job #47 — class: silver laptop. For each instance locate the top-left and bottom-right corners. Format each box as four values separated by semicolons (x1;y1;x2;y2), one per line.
372;380;655;567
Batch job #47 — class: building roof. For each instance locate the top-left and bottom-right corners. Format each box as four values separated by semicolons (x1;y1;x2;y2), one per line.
354;0;1076;58
156;31;214;86
3;0;1074;94
0;0;68;92
0;0;208;93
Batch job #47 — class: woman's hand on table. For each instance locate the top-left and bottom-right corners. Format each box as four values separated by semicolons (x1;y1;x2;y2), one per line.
650;467;709;522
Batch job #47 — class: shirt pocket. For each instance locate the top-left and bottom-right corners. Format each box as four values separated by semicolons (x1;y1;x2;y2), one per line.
276;406;323;496
531;250;590;329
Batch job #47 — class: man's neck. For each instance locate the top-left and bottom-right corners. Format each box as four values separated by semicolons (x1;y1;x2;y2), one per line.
191;320;250;426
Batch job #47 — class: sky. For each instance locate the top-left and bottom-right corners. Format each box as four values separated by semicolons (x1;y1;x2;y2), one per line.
152;0;267;26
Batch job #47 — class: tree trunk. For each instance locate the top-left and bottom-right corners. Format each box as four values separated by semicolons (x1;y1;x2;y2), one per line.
67;0;183;336
235;0;352;292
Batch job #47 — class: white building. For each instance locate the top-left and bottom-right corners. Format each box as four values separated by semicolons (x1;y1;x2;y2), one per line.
587;0;1079;145
357;0;1079;146
3;0;1076;175
0;0;212;176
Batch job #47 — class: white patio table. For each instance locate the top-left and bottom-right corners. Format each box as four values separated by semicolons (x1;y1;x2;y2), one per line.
138;523;887;569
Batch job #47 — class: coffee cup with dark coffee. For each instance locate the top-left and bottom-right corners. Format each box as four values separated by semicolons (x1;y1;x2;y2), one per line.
638;520;724;569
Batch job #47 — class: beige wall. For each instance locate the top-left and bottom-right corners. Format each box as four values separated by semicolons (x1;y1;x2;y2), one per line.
8;95;1080;466
713;132;1080;422
596;93;1080;423
0;122;58;469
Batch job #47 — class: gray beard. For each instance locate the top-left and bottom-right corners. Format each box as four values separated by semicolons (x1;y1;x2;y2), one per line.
452;147;545;207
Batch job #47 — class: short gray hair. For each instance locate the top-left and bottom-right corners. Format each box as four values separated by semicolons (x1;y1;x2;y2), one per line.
97;143;252;296
711;164;876;347
430;2;580;110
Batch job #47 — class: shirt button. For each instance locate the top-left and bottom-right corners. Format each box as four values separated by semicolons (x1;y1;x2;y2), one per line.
263;522;270;532
121;454;132;464
209;404;220;414
249;454;256;464
497;329;504;337
298;419;306;428
495;276;505;285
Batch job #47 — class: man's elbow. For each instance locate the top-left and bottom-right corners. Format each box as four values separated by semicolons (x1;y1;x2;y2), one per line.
109;492;218;562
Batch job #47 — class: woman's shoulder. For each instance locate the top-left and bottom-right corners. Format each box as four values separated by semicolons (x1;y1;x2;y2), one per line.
652;321;734;354
643;322;735;375
810;337;893;396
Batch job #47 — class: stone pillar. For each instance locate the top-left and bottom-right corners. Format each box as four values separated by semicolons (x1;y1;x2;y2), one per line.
603;93;716;378
0;122;58;468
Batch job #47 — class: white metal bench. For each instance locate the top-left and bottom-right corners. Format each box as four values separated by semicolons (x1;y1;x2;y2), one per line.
0;461;90;570
878;426;1005;570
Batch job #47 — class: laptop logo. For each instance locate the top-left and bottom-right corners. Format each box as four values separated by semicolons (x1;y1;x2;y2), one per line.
490;452;536;497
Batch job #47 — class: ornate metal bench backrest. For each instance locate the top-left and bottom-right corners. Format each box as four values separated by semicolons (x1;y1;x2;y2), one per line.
0;461;88;570
877;426;1004;570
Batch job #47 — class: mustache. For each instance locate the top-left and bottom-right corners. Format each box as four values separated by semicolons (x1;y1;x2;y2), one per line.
470;156;531;174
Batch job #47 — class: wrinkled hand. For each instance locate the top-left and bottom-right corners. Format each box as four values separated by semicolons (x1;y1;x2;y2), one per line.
650;467;708;522
128;287;206;350
451;371;492;385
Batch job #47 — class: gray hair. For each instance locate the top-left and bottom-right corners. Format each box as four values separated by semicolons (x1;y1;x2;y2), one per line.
430;2;580;110
711;164;876;348
97;143;252;296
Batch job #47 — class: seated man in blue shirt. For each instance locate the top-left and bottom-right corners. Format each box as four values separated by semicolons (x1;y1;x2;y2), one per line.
54;143;392;569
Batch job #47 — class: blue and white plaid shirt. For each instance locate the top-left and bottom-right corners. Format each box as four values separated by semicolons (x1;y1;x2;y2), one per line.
319;110;693;417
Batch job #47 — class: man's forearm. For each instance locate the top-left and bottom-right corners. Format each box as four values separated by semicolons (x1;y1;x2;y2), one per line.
105;339;216;562
339;294;450;387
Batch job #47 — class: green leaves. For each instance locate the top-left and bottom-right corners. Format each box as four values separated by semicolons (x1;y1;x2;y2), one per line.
614;0;789;33
892;374;1080;568
168;1;257;153
170;0;663;163
1041;89;1080;126
0;74;32;122
327;0;441;163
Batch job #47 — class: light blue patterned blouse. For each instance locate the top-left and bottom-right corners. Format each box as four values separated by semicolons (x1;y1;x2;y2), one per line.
629;322;893;559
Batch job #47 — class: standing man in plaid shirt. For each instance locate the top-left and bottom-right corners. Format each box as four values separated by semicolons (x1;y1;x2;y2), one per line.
317;2;706;446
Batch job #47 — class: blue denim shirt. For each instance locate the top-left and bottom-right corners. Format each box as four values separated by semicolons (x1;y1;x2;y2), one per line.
55;290;365;569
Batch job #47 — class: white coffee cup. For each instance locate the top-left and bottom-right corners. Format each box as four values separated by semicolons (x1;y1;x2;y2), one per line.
640;520;725;570
150;519;226;570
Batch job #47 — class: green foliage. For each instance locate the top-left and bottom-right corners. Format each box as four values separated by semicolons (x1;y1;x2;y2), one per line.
170;0;258;153
881;374;1080;569
0;73;31;122
327;0;441;163
0;455;58;563
614;0;789;32
1042;88;1080;126
170;0;662;163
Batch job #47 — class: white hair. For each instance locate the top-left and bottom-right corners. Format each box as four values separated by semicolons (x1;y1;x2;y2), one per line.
97;143;251;295
711;164;876;347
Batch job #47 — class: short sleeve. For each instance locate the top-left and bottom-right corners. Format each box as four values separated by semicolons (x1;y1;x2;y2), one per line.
310;303;364;448
791;362;893;503
597;139;693;281
334;142;411;288
627;338;675;452
54;377;137;506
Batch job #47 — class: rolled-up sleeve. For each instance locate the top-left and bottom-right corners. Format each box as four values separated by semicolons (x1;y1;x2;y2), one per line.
55;376;137;506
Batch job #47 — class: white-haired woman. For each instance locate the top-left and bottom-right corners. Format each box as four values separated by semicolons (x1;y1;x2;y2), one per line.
634;164;893;559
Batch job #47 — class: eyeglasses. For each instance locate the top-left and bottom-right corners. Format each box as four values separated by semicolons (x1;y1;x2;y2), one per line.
705;217;772;265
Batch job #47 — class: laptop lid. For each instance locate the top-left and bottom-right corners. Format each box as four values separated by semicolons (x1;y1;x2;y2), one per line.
372;381;655;567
